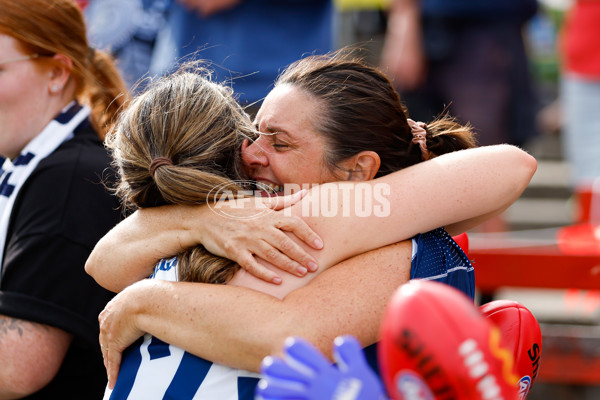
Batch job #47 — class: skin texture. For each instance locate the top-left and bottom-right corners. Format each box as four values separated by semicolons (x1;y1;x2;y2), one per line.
86;85;380;289
243;84;351;191
0;35;71;159
0;317;72;399
100;241;413;385
93;144;537;387
0;34;77;398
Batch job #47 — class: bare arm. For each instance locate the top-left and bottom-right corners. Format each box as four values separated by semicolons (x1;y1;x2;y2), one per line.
290;145;536;265
380;0;426;91
0;315;72;398
100;241;412;384
88;144;536;291
86;197;324;292
99;145;536;386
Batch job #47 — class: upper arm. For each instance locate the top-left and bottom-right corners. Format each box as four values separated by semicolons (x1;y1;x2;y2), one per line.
290;145;536;267
0;315;72;397
86;206;199;292
275;241;412;355
85;211;158;292
133;241;413;372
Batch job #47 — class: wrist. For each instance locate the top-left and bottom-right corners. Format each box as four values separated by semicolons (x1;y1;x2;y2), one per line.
187;204;211;247
153;204;209;250
128;279;159;333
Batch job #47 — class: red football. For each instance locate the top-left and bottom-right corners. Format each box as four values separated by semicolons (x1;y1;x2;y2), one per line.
379;280;519;400
479;300;542;399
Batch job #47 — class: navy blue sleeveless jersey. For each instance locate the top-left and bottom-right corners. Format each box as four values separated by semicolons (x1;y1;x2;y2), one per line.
410;227;475;299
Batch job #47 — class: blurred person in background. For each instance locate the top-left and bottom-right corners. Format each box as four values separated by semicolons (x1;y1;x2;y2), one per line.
148;0;334;116
380;0;539;147
84;0;171;91
559;0;600;224
0;0;128;398
84;0;334;113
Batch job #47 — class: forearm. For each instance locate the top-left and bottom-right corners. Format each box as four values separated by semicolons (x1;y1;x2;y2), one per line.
296;145;537;265
0;315;72;398
381;0;424;89
86;205;203;292
386;0;420;49
127;241;412;372
387;0;420;29
442;145;537;235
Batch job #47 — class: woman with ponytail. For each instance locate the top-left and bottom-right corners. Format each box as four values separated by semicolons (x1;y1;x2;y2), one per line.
0;0;128;397
89;51;536;399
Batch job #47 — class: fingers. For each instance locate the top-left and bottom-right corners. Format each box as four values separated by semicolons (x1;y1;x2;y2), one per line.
261;355;311;383
255;240;311;276
248;229;320;277
107;349;123;389
275;216;323;250
271;216;323;273
99;311;110;373
99;320;125;389
236;252;283;284
265;189;308;211
256;377;307;400
98;295;134;389
332;335;366;372
232;217;322;281
257;352;314;400
283;337;331;374
100;335;109;373
220;238;308;283
203;197;323;280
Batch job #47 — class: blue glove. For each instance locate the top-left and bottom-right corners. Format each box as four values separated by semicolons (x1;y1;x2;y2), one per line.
256;335;387;400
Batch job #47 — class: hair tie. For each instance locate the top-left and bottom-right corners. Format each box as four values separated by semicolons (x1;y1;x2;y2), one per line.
407;118;431;161
149;157;173;178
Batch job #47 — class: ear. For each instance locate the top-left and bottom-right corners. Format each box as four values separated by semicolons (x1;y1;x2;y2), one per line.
47;54;73;95
342;151;381;181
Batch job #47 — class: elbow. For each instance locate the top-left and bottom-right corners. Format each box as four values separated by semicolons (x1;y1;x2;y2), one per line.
517;148;538;192
84;254;121;293
84;240;106;281
84;254;97;279
84;254;107;288
498;144;537;195
527;152;538;179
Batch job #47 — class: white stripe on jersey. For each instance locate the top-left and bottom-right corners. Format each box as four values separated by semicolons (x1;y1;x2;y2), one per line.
417;265;475;281
104;258;261;400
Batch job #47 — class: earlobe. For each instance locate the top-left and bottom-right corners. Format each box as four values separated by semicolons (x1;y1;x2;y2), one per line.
345;151;381;181
47;54;72;94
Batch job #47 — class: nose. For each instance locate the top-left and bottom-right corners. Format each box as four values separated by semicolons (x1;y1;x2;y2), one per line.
241;137;269;169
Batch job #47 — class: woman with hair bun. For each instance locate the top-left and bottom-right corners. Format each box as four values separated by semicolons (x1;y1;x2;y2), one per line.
91;50;536;399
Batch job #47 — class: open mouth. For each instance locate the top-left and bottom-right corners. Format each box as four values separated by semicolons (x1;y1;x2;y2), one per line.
254;181;283;196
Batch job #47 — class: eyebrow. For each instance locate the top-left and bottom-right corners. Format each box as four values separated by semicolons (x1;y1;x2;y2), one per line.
263;123;290;138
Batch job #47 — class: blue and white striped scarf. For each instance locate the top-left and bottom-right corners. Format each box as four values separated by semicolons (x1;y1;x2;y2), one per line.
0;102;91;276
